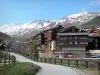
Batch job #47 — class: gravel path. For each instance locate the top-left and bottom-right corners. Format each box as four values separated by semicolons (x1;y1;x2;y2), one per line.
11;53;85;75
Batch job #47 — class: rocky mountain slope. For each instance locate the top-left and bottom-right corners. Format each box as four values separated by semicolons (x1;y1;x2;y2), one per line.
80;16;100;29
0;31;12;46
0;12;100;41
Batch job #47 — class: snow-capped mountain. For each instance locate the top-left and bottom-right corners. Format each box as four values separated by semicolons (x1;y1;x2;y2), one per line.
0;20;65;39
0;12;100;41
62;12;100;26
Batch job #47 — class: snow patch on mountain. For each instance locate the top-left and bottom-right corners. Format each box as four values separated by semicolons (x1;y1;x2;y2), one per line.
63;12;100;23
0;20;65;37
0;12;100;41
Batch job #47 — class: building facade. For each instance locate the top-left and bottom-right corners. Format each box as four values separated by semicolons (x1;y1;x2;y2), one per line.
56;26;88;58
43;25;62;57
86;29;100;57
27;26;100;58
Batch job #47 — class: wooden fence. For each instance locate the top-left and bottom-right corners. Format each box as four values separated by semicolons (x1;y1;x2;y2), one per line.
38;57;100;69
0;53;16;65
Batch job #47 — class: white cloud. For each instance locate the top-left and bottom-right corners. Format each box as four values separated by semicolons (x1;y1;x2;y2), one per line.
89;0;100;6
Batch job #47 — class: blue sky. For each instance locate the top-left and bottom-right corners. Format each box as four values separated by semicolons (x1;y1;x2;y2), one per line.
0;0;100;25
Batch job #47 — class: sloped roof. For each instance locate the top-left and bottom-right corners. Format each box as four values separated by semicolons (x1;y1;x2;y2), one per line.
58;26;87;33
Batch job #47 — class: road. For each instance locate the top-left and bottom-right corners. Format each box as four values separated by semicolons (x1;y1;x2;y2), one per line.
10;53;86;75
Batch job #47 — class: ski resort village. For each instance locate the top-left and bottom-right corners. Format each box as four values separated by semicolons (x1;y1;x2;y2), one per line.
0;0;100;75
21;25;100;58
1;22;100;75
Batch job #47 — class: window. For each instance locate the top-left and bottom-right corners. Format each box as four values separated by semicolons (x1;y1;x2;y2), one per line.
95;43;98;47
49;43;51;49
59;43;64;45
70;36;72;39
88;38;92;42
79;37;87;39
75;36;77;39
49;30;52;33
96;39;98;42
70;41;72;44
79;42;88;44
75;41;77;44
59;37;67;40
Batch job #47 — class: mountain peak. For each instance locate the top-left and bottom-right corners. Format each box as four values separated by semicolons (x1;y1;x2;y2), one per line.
0;12;100;41
68;12;100;18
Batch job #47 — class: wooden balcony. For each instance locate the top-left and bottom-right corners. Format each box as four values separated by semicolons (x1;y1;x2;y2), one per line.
44;34;52;39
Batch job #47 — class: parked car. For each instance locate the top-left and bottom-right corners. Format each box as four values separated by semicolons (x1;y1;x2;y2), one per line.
91;55;100;58
64;55;73;58
96;56;100;58
91;56;96;58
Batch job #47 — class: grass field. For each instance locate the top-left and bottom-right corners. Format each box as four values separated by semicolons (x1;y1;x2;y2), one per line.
0;62;40;75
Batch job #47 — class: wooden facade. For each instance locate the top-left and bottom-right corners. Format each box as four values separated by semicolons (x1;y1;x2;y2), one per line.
27;25;100;58
56;26;88;58
86;29;100;57
43;25;62;57
33;33;44;51
27;25;62;57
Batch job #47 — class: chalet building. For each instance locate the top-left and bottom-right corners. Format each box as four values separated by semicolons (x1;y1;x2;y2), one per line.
32;33;44;51
86;29;100;57
43;25;62;57
25;33;44;58
27;25;62;57
56;26;88;58
28;33;44;54
27;25;100;58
